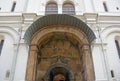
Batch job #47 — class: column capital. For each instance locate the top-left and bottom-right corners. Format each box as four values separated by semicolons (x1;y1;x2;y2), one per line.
29;44;39;51
82;44;90;50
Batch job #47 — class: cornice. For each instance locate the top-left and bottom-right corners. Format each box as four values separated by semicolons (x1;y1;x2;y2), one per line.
0;12;120;24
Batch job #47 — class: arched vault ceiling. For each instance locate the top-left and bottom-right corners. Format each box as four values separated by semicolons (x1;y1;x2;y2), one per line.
24;14;95;43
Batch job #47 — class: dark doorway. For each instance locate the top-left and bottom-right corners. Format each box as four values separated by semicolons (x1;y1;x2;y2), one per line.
49;67;70;81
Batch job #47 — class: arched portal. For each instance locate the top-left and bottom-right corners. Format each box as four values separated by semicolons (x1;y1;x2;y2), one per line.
43;64;72;81
24;14;95;81
49;67;70;81
36;32;82;81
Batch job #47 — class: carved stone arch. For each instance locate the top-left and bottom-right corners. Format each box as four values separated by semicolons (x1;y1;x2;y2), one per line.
101;25;120;41
25;14;95;81
43;63;74;81
31;25;89;46
63;0;75;5
0;26;19;43
115;35;120;40
46;0;58;5
24;14;95;44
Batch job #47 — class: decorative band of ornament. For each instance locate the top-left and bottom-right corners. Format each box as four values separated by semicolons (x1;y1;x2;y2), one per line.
24;14;96;44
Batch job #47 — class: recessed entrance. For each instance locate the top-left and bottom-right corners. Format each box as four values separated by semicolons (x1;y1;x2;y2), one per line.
49;67;69;81
36;32;82;81
26;31;95;81
24;14;95;81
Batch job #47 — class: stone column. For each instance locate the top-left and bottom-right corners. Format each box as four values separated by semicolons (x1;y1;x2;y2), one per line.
26;45;38;81
82;45;95;81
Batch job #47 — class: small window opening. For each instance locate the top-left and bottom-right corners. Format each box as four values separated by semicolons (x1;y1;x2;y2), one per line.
11;2;16;12
115;40;120;58
111;70;114;78
0;40;4;55
62;3;75;15
45;2;58;15
116;7;119;10
0;7;1;10
103;2;108;12
5;70;10;78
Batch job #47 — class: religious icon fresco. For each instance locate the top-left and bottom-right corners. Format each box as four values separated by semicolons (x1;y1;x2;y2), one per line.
36;33;83;81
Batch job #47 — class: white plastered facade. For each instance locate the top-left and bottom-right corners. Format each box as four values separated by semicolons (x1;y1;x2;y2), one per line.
0;0;120;81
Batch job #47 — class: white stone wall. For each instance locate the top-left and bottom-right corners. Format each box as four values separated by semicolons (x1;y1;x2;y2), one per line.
0;0;27;12
106;0;120;12
13;44;28;81
0;26;18;81
102;26;120;81
0;0;119;13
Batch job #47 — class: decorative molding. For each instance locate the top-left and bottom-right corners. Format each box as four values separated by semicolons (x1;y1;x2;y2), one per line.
82;44;90;50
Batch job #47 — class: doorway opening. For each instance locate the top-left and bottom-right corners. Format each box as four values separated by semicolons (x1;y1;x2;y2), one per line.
49;67;70;81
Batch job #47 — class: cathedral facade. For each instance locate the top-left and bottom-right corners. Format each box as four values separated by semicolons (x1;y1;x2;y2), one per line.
0;0;120;81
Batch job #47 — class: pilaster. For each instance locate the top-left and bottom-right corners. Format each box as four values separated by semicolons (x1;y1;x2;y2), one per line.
82;45;95;81
26;45;38;81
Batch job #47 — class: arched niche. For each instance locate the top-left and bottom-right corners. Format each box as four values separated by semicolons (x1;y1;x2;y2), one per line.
0;26;18;43
24;14;95;44
24;14;95;81
43;64;73;81
31;25;88;46
35;32;83;81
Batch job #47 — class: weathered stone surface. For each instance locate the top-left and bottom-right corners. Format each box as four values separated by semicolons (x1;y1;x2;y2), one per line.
82;45;95;81
25;28;95;81
26;45;38;81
